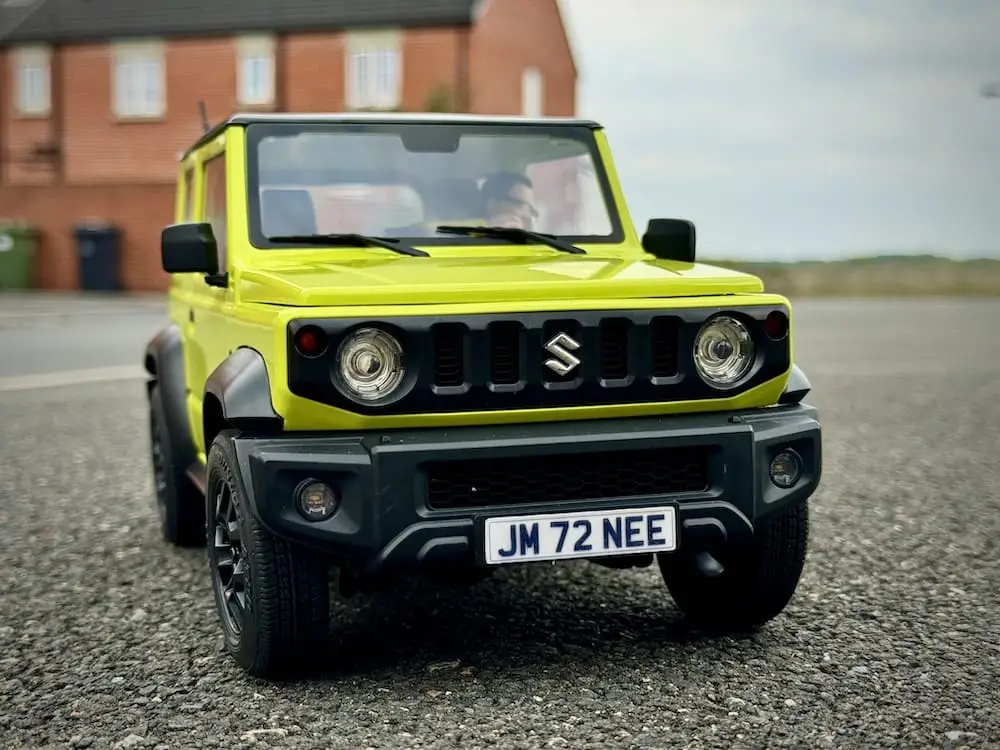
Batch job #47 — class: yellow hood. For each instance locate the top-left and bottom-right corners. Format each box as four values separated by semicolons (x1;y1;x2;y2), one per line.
237;252;763;307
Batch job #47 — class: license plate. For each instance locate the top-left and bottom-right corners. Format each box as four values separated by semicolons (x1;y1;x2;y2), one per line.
483;506;677;565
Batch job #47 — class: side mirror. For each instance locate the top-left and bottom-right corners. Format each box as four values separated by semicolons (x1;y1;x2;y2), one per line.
642;218;696;263
161;222;218;275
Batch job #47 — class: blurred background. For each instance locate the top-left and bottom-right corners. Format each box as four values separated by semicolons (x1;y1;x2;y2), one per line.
2;4;1000;749
1;0;998;295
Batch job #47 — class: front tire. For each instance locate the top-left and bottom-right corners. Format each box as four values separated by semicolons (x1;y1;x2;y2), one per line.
148;383;204;547
658;499;809;630
205;429;330;679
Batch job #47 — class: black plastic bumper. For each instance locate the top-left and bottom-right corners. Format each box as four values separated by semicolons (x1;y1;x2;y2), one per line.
231;404;822;574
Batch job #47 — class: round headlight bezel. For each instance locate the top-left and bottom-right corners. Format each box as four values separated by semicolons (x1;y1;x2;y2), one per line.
692;314;758;389
332;326;411;406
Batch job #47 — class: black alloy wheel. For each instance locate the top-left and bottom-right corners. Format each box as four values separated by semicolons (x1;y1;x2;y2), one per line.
208;477;250;641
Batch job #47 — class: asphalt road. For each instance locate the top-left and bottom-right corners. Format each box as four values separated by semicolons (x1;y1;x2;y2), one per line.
1;294;999;750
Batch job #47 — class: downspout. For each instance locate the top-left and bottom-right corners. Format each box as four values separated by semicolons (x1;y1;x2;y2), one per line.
51;43;63;183
456;24;471;113
0;49;7;185
274;33;285;111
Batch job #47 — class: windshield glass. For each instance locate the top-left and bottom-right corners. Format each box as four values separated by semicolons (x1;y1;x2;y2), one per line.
245;120;623;248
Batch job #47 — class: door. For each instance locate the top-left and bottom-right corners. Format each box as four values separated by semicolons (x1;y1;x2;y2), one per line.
185;146;235;458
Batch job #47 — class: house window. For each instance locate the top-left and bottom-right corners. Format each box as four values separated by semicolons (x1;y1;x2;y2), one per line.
14;45;50;115
113;41;165;118
521;67;544;118
237;35;275;106
346;30;401;110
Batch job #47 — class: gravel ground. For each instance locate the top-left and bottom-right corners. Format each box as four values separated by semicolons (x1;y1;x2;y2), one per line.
1;298;999;750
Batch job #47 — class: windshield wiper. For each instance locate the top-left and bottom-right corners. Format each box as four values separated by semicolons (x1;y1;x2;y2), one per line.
267;233;429;257
435;225;587;255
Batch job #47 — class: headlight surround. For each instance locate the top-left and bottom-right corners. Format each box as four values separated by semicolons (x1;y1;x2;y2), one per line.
333;327;406;404
693;315;756;388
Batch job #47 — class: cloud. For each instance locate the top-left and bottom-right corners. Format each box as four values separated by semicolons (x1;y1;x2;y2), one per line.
557;0;1000;258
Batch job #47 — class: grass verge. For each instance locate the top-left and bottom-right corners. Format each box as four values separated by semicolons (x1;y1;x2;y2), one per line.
702;255;1000;296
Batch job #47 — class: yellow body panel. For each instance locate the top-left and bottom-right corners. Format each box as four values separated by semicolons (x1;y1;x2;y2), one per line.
164;117;797;461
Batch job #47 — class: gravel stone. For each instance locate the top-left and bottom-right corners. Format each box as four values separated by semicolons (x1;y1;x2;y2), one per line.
0;298;998;749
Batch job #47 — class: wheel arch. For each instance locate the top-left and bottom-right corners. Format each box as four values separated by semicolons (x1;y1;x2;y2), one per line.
202;347;284;450
144;324;197;471
778;363;812;404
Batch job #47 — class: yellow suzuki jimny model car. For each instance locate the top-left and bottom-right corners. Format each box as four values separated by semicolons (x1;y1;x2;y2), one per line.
144;112;821;678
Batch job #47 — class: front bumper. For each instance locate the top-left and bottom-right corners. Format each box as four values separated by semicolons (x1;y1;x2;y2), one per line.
231;403;822;574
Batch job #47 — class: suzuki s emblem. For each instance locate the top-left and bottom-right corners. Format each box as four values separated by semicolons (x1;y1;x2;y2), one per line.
543;332;581;376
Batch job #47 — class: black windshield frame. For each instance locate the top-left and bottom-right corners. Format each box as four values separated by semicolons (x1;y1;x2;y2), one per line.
243;121;626;250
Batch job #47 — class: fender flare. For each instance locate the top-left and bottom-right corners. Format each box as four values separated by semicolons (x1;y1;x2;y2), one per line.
143;324;196;473
778;363;811;404
203;348;283;448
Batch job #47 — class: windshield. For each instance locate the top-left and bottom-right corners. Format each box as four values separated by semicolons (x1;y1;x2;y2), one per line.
244;121;623;248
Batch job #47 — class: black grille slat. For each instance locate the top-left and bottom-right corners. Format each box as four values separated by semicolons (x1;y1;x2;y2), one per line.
599;318;630;381
432;323;466;387
650;316;680;378
489;321;522;385
426;446;710;510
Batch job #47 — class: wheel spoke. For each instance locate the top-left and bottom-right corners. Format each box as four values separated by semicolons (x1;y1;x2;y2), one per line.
209;474;250;637
231;559;247;589
215;486;231;523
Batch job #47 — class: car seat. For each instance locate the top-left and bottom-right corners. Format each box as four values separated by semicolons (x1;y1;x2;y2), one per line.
260;189;317;237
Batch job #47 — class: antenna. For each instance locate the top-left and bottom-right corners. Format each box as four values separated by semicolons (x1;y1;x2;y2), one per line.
198;100;210;132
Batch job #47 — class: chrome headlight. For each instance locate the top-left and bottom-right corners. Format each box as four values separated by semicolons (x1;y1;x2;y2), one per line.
334;327;405;403
693;315;755;388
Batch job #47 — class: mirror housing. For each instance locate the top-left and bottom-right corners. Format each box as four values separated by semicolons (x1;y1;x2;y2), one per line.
642;218;696;263
161;222;219;275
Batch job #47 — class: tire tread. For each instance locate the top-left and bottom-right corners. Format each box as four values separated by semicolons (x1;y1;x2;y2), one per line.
207;430;330;678
660;500;809;629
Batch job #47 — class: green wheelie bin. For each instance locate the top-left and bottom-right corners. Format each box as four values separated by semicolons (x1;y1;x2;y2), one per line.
0;222;39;290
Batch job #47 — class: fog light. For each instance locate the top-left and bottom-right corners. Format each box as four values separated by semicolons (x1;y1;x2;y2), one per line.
295;480;338;521
769;449;802;488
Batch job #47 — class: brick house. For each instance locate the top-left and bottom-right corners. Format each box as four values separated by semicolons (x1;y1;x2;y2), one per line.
0;0;578;291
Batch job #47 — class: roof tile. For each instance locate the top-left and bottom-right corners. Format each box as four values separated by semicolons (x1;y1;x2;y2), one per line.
1;0;478;44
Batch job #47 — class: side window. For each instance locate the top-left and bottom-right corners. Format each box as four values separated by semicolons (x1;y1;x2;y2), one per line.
203;154;227;272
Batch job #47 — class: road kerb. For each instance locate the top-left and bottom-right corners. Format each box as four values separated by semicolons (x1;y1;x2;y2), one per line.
0;365;147;393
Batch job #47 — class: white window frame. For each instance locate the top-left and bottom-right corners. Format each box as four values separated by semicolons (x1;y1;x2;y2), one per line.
236;34;275;106
345;29;401;110
112;40;165;119
521;67;544;118
13;45;51;116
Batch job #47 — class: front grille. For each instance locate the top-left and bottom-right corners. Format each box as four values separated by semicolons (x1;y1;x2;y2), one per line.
426;446;710;510
430;314;681;389
285;306;791;415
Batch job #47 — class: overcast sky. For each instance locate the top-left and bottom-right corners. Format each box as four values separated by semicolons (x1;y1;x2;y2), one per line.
557;0;1000;260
